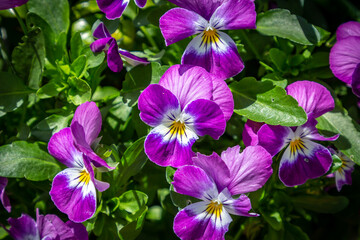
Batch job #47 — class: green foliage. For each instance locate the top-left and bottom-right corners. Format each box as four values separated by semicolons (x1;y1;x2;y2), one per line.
257;9;330;45
230;77;307;126
0;141;61;181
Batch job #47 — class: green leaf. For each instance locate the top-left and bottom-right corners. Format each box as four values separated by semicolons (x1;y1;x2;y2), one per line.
70;32;84;61
31;114;73;141
113;137;147;186
0;141;61;181
118;190;148;218
81;47;105;69
0;72;34;113
316;107;360;165
67;77;91;105
11;27;45;90
230;78;307;126
28;0;69;37
119;207;147;240
284;222;310;240
70;55;87;78
269;48;287;72
330;154;343;173
291;195;349;214
36;81;67;99
151;62;169;84
256;9;329;45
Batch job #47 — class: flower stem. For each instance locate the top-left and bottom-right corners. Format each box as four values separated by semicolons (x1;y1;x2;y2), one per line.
13;8;28;35
140;26;159;52
239;30;261;60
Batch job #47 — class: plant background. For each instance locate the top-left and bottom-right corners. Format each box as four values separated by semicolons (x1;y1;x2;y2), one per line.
0;0;360;239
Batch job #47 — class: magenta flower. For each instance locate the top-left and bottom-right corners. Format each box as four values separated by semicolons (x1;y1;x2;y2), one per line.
328;149;355;192
0;177;11;213
0;0;28;10
138;64;233;167
330;21;360;97
6;210;88;240
243;81;339;187
48;102;112;222
90;23;149;72
96;0;147;20
172;145;272;240
159;0;256;79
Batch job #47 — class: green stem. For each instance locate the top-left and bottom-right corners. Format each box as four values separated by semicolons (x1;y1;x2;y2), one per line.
239;30;261;60
140;26;159;52
13;8;28;35
0;37;16;74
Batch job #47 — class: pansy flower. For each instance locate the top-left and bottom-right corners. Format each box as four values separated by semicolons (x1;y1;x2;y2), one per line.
48;102;112;222
138;64;232;167
0;177;11;213
6;210;88;240
330;21;360;97
96;0;147;20
172;145;273;240
90;22;149;72
243;81;339;187
159;0;256;79
328;149;355;192
0;0;28;10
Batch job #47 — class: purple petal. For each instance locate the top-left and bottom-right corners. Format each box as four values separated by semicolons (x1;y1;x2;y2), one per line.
173;165;218;200
118;49;149;66
138;84;181;127
211;78;234;121
159;8;206;46
0;0;28;10
107;39;123;72
96;0;130;20
336;21;360;40
300;118;339;142
90;38;112;52
144;127;197;167
220;189;257;217
83;155;110;192
210;0;256;30
48;127;84;168
8;214;39;240
134;0;146;7
173;201;232;240
257;125;293;157
37;214;74;240
351;63;360;97
279;140;333;187
70;123;114;169
242;120;264;147
66;221;89;240
221;146;273;195
71;101;102;147
182;31;244;79
0;177;11;213
192;152;231;193
330;36;360;84
159;65;213;110
93;22;112;39
334;154;355;191
49;168;97;222
167;0;224;21
183;99;226;139
286;81;335;119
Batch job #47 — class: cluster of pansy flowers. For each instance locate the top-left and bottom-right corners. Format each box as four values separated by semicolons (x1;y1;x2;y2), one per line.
0;0;358;239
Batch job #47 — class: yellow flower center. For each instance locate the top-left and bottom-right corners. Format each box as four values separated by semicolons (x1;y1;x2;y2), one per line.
79;169;90;185
206;200;223;218
201;28;220;46
289;138;306;156
170;121;186;136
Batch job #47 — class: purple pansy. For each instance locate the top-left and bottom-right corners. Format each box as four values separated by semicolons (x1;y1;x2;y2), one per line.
138;64;232;167
159;0;256;79
243;81;339;187
48;102;112;222
330;21;360;97
0;0;28;10
6;210;88;240
0;177;11;213
90;22;149;72
328;149;355;192
172;145;273;240
96;0;147;20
